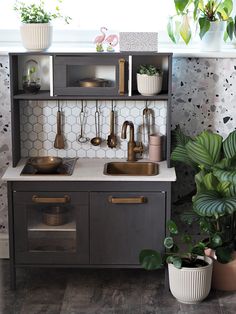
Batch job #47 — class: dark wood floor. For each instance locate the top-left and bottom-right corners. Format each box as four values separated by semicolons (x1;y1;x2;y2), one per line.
0;260;235;314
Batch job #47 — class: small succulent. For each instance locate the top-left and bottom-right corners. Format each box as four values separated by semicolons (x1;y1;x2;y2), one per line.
137;65;161;76
14;0;71;24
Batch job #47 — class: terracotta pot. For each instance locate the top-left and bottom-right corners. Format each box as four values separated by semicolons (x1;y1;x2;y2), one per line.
205;249;236;291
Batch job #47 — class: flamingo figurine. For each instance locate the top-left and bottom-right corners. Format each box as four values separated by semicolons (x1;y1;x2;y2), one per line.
94;27;108;52
105;34;119;52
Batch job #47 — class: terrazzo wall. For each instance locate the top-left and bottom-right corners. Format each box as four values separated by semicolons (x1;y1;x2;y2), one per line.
0;56;236;233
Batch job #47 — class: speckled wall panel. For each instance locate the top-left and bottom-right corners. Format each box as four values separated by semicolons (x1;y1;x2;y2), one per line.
0;56;10;234
1;57;236;234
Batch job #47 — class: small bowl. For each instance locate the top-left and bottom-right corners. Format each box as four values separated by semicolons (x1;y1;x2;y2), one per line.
29;156;62;173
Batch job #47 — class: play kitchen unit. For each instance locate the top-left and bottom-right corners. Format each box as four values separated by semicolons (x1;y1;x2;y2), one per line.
3;52;176;288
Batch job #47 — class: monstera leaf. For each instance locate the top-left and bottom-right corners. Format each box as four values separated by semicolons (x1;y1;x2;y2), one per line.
223;130;236;159
186;131;223;168
193;190;236;217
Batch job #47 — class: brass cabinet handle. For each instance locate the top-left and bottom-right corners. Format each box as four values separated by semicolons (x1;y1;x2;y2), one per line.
108;196;146;204
118;58;125;95
32;195;70;204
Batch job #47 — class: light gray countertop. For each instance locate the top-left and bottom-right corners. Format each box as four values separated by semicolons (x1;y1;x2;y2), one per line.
2;158;176;182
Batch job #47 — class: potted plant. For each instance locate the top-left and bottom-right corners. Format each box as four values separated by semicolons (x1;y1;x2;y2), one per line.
14;0;71;51
171;127;236;290
168;0;233;51
140;219;213;304
136;65;162;96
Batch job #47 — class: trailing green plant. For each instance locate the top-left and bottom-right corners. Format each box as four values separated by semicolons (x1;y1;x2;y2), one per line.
140;219;209;270
168;0;233;44
225;15;236;40
14;0;71;24
171;126;236;262
137;65;161;76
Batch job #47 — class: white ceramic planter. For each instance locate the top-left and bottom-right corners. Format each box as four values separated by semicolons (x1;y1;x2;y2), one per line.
168;256;213;304
20;23;53;51
200;21;226;52
137;73;162;96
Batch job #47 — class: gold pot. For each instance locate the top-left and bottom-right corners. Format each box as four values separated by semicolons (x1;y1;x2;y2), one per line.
29;156;62;173
79;78;108;88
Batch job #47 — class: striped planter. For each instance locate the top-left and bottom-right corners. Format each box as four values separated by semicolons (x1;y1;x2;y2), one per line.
137;73;162;96
20;23;53;51
168;256;213;304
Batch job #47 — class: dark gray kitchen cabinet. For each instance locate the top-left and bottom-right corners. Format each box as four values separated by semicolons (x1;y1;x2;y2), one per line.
13;191;89;265
90;191;165;265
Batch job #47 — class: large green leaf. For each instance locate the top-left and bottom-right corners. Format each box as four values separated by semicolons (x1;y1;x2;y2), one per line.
174;0;189;13
171;145;196;167
193;190;236;217
195;170;207;194
199;17;211;39
217;0;233;20
203;172;219;190
226;18;234;40
223;130;236;159
213;168;236;185
139;249;162;270
215;246;234;263
180;14;191;44
193;0;200;20
186;131;223;167
164;237;174;249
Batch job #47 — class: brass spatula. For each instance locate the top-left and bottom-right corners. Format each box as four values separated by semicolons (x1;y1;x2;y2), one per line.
54;102;65;149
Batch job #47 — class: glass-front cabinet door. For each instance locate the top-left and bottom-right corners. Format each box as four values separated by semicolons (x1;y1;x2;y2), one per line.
13;191;89;264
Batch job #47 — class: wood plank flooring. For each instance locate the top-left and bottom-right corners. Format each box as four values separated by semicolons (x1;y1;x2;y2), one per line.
0;260;235;314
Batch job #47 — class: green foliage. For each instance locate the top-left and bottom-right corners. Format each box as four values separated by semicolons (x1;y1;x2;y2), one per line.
14;0;71;24
171;127;236;263
140;219;208;270
168;0;234;44
137;65;161;76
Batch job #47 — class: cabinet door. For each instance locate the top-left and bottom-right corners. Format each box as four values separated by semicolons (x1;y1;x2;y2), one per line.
90;191;165;265
13;191;89;265
54;55;128;96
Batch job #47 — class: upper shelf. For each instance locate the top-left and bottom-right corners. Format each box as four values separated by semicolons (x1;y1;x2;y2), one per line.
13;90;169;101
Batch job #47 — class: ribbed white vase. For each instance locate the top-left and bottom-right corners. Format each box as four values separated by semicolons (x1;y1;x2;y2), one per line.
20;23;53;51
168;256;213;304
137;73;162;96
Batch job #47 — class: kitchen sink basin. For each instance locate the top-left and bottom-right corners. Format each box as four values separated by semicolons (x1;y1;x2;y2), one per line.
103;162;159;176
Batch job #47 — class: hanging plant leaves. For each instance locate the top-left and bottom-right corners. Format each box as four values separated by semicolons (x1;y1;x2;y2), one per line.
180;14;191;44
199;17;211;39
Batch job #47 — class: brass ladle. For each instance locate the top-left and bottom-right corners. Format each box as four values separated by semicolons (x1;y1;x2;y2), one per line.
91;101;102;146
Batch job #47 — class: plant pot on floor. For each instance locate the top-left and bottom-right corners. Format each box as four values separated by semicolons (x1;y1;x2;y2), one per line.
205;249;236;291
137;73;162;96
168;256;213;304
20;23;53;51
200;21;226;52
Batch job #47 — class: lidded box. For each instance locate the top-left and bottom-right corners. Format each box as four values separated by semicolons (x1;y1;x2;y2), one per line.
119;32;158;51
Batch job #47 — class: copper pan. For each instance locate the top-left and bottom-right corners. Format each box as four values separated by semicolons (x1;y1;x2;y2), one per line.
28;156;62;173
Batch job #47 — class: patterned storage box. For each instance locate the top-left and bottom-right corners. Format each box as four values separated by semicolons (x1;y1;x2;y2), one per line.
119;32;158;52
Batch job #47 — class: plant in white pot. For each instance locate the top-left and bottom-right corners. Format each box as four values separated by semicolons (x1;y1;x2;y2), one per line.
168;0;233;51
140;220;213;304
137;65;162;96
14;0;71;51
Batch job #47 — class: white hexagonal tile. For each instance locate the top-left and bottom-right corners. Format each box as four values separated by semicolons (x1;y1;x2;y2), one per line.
33;123;43;133
29;131;37;141
48;131;56;142
23;106;33;116
44;124;52;133
79;150;86;158
33;106;42;117
38;149;47;156
43;140;52;150
30;148;38;156
28;115;37;125
34;140;43;150
23;123;33;133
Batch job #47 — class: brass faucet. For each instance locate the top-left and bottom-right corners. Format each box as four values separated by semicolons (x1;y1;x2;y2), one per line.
121;121;143;161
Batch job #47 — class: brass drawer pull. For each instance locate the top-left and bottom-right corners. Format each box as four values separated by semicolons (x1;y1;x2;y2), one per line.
109;196;146;204
119;58;125;95
32;195;70;204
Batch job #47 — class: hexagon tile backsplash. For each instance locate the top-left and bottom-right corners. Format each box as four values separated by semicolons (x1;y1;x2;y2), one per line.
20;100;167;159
